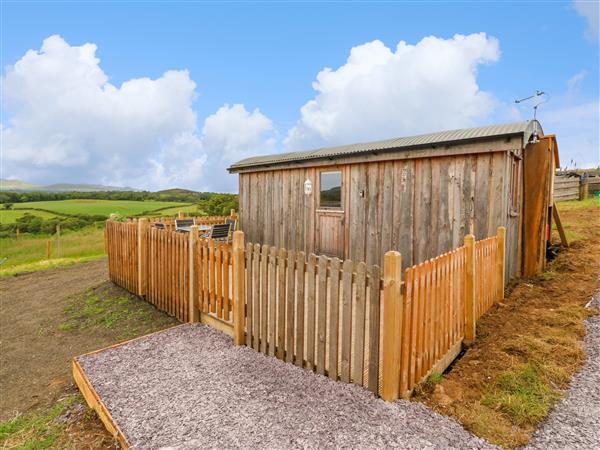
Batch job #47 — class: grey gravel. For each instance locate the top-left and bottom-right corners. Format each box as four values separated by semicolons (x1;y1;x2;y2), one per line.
524;289;600;450
78;324;496;450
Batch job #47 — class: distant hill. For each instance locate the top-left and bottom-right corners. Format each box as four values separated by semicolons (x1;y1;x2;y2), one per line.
0;179;136;192
156;188;201;195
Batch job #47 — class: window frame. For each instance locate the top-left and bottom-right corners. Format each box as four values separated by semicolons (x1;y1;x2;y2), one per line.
509;154;521;216
318;170;344;211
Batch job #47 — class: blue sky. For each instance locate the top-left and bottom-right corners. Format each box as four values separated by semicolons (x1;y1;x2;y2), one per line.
2;1;599;191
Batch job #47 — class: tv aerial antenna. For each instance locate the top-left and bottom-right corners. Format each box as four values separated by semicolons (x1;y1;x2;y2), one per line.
514;90;549;121
514;90;549;143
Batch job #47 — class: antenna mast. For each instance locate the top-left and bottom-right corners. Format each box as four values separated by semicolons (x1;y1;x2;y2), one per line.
514;90;549;143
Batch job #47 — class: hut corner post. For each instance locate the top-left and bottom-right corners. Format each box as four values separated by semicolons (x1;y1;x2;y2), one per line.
381;251;403;402
232;230;246;345
464;234;476;347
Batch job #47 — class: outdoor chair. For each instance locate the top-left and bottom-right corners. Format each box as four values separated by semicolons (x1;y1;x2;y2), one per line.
203;223;231;241
175;218;195;232
225;217;237;232
154;223;166;230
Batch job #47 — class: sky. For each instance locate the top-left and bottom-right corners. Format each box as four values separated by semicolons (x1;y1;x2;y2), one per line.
1;0;599;192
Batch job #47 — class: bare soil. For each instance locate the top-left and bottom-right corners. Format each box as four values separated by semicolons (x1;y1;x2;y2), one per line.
415;204;600;448
0;259;177;448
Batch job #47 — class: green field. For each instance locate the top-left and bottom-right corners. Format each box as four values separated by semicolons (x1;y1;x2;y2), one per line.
0;209;58;224
11;199;193;217
152;204;201;216
0;227;106;275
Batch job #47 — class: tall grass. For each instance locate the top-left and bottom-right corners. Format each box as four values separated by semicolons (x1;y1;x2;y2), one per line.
0;226;106;275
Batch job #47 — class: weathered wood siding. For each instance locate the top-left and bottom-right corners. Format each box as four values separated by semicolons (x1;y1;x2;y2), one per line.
239;138;522;279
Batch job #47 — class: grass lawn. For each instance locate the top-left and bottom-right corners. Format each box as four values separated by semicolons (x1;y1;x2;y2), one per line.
0;227;106;275
0;209;59;224
12;199;192;217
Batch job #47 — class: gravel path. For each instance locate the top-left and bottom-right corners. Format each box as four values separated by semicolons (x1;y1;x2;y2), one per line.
78;324;495;450
524;289;600;449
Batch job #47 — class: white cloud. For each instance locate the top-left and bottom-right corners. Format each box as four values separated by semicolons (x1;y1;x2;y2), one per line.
285;33;500;150
1;35;275;192
573;0;599;41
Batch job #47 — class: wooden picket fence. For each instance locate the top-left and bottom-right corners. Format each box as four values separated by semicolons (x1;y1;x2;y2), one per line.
398;246;467;396
243;245;383;394
381;228;506;399
106;220;138;293
105;218;506;401
475;236;501;320
196;239;233;324
146;227;190;322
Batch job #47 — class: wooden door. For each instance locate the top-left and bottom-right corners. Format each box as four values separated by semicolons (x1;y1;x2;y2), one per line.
315;168;347;258
316;211;345;258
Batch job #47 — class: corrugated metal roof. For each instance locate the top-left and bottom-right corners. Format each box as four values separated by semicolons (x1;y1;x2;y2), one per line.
228;120;541;172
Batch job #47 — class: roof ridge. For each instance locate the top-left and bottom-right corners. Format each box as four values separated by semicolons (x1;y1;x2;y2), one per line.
229;120;538;172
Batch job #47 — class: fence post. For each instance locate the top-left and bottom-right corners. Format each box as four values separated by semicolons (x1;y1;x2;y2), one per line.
137;218;148;296
189;225;200;323
381;251;403;402
496;226;506;302
464;234;476;346
178;211;184;219
579;178;588;200
232;230;246;345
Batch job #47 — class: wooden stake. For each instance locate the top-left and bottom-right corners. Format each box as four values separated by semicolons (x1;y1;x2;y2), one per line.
552;202;569;247
496;226;506;302
56;224;61;258
188;225;199;322
232;230;246;345
47;240;53;259
381;251;403;402
464;234;476;346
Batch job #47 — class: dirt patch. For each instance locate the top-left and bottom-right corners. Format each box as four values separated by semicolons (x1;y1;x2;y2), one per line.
415;204;600;448
0;259;177;448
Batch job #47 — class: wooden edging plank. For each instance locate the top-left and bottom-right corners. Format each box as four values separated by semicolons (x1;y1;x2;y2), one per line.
72;359;130;450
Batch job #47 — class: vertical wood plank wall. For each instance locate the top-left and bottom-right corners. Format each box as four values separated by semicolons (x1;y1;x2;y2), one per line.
238;141;521;279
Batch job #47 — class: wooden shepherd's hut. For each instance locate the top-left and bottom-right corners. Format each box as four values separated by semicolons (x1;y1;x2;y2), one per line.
228;121;559;281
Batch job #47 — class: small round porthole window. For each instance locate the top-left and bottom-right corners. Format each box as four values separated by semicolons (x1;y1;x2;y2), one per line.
304;179;313;195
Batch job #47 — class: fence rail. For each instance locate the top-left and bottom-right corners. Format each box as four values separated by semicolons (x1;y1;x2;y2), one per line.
105;218;505;401
554;174;600;201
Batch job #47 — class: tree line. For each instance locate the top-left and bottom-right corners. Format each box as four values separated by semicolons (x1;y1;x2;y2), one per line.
0;189;218;204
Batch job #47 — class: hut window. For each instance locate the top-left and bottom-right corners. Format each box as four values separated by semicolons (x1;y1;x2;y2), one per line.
320;171;342;209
